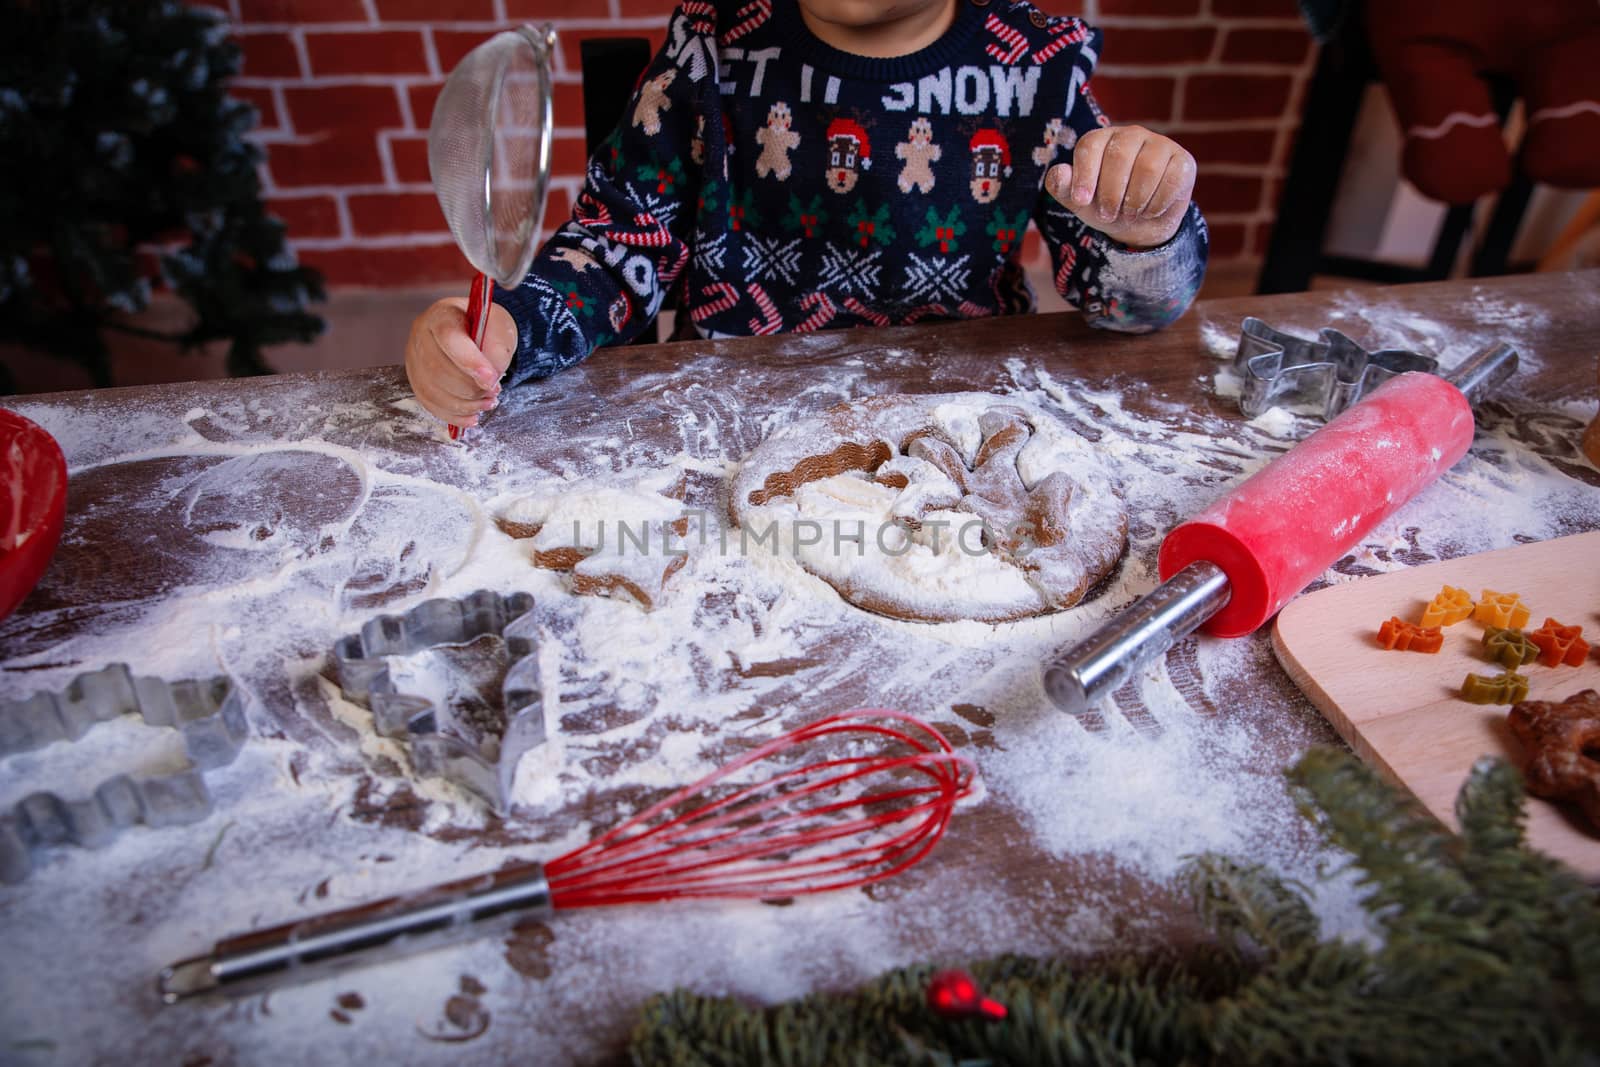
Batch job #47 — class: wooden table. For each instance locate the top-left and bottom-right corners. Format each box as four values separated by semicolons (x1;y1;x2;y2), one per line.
2;272;1597;1064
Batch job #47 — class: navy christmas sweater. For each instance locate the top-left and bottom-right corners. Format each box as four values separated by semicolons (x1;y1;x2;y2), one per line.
495;0;1209;384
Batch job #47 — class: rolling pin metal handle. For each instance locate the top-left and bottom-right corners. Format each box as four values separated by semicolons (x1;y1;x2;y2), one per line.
1444;340;1517;400
1043;561;1231;717
159;862;552;1003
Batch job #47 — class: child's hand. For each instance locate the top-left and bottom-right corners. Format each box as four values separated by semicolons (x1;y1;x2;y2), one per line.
404;298;516;430
1045;125;1197;250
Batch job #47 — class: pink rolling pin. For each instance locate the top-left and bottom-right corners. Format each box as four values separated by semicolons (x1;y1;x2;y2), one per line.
1043;342;1517;715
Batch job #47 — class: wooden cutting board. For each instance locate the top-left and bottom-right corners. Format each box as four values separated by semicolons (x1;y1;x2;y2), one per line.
1272;531;1600;877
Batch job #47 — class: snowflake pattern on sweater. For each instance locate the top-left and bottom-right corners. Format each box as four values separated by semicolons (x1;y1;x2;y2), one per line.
495;0;1209;383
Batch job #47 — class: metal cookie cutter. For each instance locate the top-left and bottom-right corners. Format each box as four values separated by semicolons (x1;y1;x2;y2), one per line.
0;664;248;885
333;590;542;813
1233;316;1440;421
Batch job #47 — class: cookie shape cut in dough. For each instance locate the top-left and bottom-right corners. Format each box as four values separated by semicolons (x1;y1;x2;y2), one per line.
1507;688;1600;831
496;468;690;610
730;393;1127;623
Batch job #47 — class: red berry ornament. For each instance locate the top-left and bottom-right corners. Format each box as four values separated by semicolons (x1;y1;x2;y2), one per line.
927;968;1007;1021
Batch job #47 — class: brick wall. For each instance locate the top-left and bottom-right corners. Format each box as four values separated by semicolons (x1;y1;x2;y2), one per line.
1087;0;1314;262
214;0;1315;287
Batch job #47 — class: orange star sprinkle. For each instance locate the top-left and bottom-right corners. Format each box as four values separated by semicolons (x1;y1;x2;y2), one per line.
1526;618;1589;668
1419;585;1474;628
1376;616;1443;653
1473;589;1531;630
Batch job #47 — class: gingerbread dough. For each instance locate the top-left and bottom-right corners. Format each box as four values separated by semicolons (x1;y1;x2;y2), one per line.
1508;689;1600;831
731;393;1127;623
496;468;690;610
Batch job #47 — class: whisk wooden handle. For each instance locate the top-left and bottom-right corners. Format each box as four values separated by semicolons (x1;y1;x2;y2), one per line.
159;862;549;1002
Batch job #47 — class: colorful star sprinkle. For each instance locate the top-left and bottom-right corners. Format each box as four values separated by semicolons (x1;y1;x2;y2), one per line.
1460;670;1530;705
1419;585;1474;628
1482;626;1541;669
1376;616;1443;653
1526;618;1590;668
1472;589;1531;630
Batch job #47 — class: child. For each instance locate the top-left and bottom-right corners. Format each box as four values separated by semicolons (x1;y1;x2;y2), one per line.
405;0;1207;429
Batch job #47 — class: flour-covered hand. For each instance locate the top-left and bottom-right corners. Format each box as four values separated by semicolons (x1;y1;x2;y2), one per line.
403;298;516;430
1045;125;1196;250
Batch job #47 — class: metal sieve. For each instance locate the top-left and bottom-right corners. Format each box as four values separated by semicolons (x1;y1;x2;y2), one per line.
427;24;557;435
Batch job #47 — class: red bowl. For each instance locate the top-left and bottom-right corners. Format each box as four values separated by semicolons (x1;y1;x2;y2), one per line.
0;409;68;621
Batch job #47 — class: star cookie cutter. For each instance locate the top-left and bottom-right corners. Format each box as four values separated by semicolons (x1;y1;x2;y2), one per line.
1233;316;1440;420
333;590;542;813
0;664;248;885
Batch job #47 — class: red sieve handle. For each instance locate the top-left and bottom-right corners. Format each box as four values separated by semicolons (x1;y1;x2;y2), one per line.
447;271;495;441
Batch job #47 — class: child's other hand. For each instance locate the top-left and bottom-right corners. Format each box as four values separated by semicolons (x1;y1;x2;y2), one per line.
1045;125;1196;250
404;298;516;430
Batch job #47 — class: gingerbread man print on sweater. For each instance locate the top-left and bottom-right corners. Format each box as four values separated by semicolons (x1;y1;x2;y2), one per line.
825;117;872;194
551;247;599;274
894;117;942;194
632;69;676;136
969;129;1012;203
755;102;801;181
1031;117;1076;168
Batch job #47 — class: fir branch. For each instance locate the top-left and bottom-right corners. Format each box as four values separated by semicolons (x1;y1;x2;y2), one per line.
1183;855;1318;960
1456;756;1527;858
631;749;1600;1067
1287;747;1481;946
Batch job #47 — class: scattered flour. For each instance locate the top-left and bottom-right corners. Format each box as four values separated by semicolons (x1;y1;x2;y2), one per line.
1201;284;1557;380
0;314;1593;1062
1247;406;1298;438
731;392;1126;622
1199;318;1237;359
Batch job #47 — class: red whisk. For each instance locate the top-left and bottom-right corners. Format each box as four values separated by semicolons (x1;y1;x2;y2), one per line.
159;709;975;1002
